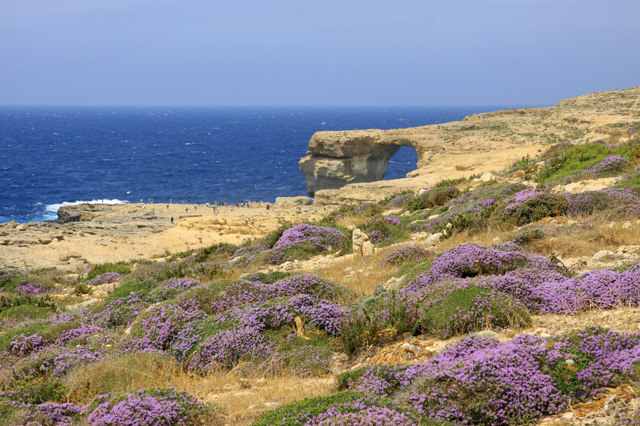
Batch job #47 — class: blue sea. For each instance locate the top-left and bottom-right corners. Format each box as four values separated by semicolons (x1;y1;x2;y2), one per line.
0;106;513;223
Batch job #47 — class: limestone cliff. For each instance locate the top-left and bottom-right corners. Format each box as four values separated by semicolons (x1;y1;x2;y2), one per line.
299;87;640;199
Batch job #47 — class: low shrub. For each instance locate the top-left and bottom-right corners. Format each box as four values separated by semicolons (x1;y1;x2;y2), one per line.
87;388;209;426
103;280;157;303
408;187;461;212
85;262;132;281
416;285;532;338
383;246;430;266
253;391;434;426
497;190;569;226
361;216;408;246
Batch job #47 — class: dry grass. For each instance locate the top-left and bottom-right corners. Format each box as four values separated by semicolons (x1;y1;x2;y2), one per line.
310;244;409;295
66;352;335;425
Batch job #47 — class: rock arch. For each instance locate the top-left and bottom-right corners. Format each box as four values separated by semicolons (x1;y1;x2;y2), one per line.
298;130;422;197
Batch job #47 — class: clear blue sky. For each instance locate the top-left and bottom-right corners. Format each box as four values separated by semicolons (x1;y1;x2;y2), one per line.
1;0;638;107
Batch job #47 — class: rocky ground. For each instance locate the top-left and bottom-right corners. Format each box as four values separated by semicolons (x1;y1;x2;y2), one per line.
0;201;330;272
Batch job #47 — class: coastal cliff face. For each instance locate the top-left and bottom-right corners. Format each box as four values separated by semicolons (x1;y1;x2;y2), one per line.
299;87;640;199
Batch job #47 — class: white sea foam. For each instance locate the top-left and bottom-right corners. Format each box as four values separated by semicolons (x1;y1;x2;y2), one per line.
44;199;129;214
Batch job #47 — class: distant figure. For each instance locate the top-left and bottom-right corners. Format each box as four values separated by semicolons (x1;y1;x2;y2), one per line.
188;199;191;204
170;198;172;204
186;207;189;212
170;217;174;224
167;205;169;210
266;204;270;211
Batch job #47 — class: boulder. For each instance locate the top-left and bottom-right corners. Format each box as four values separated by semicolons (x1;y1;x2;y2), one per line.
59;252;83;262
362;241;375;257
352;228;369;257
426;232;443;246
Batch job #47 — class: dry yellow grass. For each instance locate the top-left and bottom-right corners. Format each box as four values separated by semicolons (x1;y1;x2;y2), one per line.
310;244;409;295
66;352;335;425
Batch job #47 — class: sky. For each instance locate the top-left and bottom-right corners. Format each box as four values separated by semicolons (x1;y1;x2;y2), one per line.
0;0;638;107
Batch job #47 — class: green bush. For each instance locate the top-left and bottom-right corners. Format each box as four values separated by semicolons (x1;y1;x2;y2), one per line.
85;262;132;281
0;304;51;321
498;193;569;226
104;280;157;303
416;285;531;338
408;187;461;212
340;292;414;354
537;142;613;183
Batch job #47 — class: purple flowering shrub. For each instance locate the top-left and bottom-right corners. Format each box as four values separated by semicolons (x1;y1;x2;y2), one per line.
19;401;86;426
86;272;121;286
573;155;631;179
185;294;349;374
399;242;640;316
265;224;349;264
15;281;53;295
408;187;461;211
566;188;640;217
361;216;408;246
496;189;569;226
87;388;208;426
382;246;430;266
544;327;640;399
11;344;102;379
203;274;354;315
353;201;383;217
402;243;538;294
340;336;567;425
187;326;271;373
384;192;414;209
411;182;527;234
89;292;154;329
151;277;201;300
128;302;207;354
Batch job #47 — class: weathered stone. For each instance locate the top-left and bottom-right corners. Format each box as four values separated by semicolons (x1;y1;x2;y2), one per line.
426;232;443;246
362;241;375;257
275;196;313;205
593;250;616;262
37;236;52;244
352;228;369;257
59;252;82;262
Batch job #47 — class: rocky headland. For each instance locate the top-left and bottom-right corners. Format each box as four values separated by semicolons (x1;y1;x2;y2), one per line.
301;86;640;204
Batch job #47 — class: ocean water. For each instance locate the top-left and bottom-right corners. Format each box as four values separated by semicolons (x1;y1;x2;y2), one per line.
0;106;510;223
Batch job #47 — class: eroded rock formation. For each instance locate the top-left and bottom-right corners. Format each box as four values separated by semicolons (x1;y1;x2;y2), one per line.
299;87;640;199
298;131;424;196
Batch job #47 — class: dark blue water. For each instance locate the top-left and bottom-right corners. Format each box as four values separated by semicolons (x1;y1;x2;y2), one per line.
0;106;509;223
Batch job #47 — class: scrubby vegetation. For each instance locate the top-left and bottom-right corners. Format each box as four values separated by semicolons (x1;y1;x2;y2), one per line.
5;130;640;424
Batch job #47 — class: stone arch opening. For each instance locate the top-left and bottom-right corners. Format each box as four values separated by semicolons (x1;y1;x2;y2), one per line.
384;145;419;180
